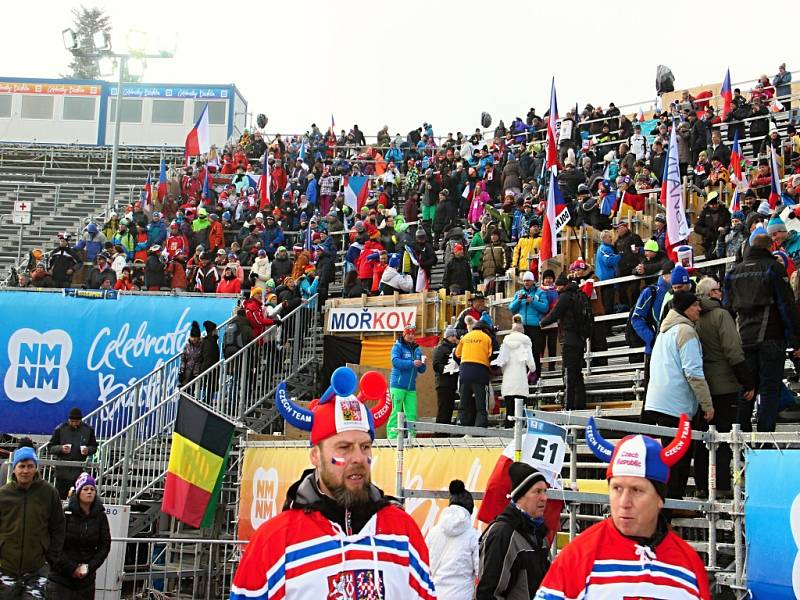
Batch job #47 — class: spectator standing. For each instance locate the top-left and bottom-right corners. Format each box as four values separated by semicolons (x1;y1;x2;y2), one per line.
387;326;426;440
47;473;110;600
426;480;479;600
540;274;592;410
0;448;65;599
508;271;549;377
693;278;755;498
693;194;731;259
144;245;166;291
49;234;80;288
455;317;496;427
432;326;461;428
643;291;714;503
724;227;800;431
613;220;644;309
47;407;98;500
595;230;621;314
536;423;709;599
494;315;536;427
74;223;106;264
477;463;550;600
179;321;203;385
243;287;278;338
630;265;673;389
86;253;116;290
773;62;792;115
511;223;541;276
442;243;473;295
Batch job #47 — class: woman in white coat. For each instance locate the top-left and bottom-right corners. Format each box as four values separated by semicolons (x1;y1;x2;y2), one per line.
494;314;537;427
425;480;480;600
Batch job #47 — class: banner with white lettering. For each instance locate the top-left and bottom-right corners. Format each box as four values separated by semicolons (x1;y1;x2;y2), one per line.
0;291;237;434
326;306;417;333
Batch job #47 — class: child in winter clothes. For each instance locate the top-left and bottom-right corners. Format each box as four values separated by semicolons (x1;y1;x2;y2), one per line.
494;315;537;427
388;325;427;439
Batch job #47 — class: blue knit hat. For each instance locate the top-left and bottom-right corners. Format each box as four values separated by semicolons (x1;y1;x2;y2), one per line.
388;253;401;269
12;447;37;469
732;211;745;221
749;226;768;245
670;264;690;286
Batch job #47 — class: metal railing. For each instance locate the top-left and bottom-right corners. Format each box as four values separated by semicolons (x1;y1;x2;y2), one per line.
95;295;318;505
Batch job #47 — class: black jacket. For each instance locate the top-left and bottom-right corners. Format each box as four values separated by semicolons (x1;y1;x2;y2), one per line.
477;503;550;600
144;253;166;288
200;332;220;371
540;282;589;348
614;230;644;275
48;422;98;482
432;339;459;389
49;495;111;590
49;247;80;283
442;256;473;293
724;246;800;348
86;266;116;290
694;204;731;252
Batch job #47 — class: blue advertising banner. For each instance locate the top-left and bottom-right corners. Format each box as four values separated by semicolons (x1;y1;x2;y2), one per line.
745;449;800;598
0;291;237;435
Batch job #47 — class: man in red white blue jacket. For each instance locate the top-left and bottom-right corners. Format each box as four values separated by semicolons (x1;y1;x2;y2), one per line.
230;368;436;600
535;415;710;600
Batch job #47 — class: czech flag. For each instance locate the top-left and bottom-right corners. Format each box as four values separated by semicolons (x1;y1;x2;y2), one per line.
721;68;732;120
546;77;559;172
344;175;369;215
162;397;235;528
143;169;152;209
258;152;271;209
769;145;782;209
201;169;209;200
540;169;570;262
661;123;690;261
185;104;211;159
157;155;168;202
330;113;336;135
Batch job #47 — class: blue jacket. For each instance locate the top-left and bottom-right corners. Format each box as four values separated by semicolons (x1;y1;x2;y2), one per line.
260;225;285;255
299;276;319;309
74;231;105;262
318;236;338;259
147;221;167;247
595;242;621;281
390;339;426;391
630;277;669;354
306;177;318;206
385;147;403;164
509;287;550;327
645;310;713;418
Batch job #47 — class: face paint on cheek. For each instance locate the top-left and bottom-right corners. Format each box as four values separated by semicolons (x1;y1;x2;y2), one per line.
331;456;346;466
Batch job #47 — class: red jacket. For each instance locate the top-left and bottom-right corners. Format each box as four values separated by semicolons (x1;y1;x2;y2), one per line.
243;297;275;337
208;221;225;254
165;234;189;259
216;277;242;294
356;240;384;279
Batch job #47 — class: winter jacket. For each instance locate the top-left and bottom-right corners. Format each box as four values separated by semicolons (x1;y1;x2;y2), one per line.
716;223;747;268
380;266;413;294
147;220;167;247
594;242;621;280
511;236;540;274
208;220;225;253
47;421;98;486
695;296;754;396
508;287;549;327
614;230;644;275
645;309;713;418
86;265;117;289
195;264;220;293
217;276;241;294
166;259;188;289
49;495;111;591
432;339;459;390
456;324;495;385
390;338;426;391
638;250;671;277
271;255;293;282
243;298;276;338
477;503;550;600
426;505;480;600
48;247;80;284
481;243;507;278
494;331;536;397
694;204;731;252
74;231;106;262
251;256;271;284
442;256;474;293
630;278;669;354
0;476;65;576
260;225;285;256
540;282;590;348
724;246;800;348
179;339;203;384
144;254;166;289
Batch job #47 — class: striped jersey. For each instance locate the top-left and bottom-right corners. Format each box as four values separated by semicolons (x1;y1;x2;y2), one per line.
230;503;436;600
535;518;710;600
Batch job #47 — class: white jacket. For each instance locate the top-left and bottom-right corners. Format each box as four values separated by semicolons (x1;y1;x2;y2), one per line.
380;266;413;292
251;256;271;283
425;505;479;600
494;330;536;397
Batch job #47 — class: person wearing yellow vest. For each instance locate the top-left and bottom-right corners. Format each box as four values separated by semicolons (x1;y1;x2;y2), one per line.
455;316;497;427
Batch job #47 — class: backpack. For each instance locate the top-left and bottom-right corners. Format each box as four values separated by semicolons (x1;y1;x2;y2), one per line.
573;289;594;338
625;284;657;347
223;321;244;358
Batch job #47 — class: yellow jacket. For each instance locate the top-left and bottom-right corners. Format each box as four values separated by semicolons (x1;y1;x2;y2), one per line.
455;329;492;367
512;236;540;272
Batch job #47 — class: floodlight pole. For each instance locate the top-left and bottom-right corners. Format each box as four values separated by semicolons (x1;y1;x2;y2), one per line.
108;54;126;212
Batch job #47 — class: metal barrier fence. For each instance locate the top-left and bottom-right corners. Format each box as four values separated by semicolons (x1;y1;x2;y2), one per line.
94;295;317;505
397;404;800;598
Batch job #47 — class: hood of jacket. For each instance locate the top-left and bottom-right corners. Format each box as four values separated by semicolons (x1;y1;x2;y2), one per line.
699;295;721;314
503;330;531;351
659;308;695;334
438;504;473;537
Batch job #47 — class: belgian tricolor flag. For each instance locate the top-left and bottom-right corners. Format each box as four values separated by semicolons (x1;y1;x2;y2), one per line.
162;397;236;528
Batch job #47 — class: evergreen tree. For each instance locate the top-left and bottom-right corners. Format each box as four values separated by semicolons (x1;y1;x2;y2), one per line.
66;5;111;79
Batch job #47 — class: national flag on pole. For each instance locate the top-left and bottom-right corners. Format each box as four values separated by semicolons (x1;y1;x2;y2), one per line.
476;441;563;546
540;170;570;262
546;78;559;172
330;113;336;135
769;145;782;209
201;170;209;200
162;397;235;528
661;124;690;261
343;175;369;214
157;155;168;202
729;131;746;212
600;189;617;216
143;169;152;209
637;106;645;123
185;104;211;159
721;68;732;120
299;138;307;162
258;153;271;209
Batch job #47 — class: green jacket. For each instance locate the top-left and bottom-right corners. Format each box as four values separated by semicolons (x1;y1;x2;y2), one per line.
695;295;751;396
0;476;65;576
469;232;484;269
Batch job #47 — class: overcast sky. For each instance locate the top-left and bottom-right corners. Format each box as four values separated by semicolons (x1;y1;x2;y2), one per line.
1;0;796;141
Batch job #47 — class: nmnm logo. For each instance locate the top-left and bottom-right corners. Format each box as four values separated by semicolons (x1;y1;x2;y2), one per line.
4;329;72;404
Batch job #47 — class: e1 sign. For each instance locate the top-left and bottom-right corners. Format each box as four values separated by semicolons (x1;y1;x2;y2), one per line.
521;412;567;476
